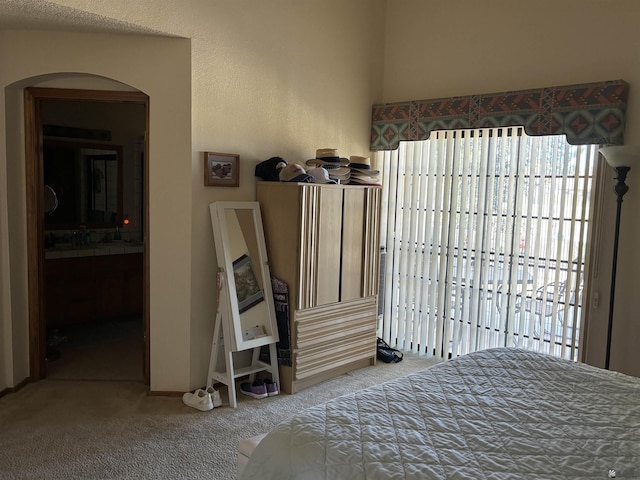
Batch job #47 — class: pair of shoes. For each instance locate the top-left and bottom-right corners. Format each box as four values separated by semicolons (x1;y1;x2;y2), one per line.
206;386;223;407
182;389;214;411
264;378;279;397
240;379;268;399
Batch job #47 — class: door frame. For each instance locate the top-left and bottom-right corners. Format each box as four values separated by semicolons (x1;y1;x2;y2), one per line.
24;87;150;383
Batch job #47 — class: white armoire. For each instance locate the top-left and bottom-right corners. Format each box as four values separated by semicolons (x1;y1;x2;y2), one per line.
257;181;381;393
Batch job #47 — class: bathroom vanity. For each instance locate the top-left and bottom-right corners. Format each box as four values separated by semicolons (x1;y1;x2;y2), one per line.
44;244;143;326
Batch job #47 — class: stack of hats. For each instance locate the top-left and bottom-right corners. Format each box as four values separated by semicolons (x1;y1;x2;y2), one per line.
347;155;381;185
306;148;350;183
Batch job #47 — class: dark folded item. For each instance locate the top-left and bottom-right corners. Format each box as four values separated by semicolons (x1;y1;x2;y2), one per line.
255;156;287;181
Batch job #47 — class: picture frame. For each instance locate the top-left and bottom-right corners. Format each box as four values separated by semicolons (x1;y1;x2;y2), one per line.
232;254;264;313
204;152;239;187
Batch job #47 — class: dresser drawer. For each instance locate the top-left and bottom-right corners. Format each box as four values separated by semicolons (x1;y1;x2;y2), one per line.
293;296;377;380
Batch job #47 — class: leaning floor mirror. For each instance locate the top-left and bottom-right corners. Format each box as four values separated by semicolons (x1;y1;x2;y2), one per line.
209;201;280;406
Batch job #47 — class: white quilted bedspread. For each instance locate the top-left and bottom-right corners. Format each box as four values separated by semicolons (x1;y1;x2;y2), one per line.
241;347;640;479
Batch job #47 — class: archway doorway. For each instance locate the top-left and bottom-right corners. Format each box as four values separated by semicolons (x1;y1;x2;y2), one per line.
25;86;149;383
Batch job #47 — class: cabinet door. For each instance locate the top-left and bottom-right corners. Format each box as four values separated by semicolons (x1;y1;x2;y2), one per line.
314;187;343;306
341;188;365;301
300;185;380;307
341;187;381;301
362;187;381;298
123;254;144;316
45;257;95;326
95;255;124;320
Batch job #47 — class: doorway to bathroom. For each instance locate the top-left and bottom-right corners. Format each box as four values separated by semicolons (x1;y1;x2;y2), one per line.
25;87;149;383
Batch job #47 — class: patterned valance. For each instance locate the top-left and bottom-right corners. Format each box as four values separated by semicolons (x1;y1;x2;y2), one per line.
371;80;629;150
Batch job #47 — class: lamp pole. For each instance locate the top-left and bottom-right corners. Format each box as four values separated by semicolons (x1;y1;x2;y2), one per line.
597;146;637;370
604;166;630;370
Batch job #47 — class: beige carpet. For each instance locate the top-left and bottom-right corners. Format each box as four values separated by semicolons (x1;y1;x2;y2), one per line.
0;353;441;480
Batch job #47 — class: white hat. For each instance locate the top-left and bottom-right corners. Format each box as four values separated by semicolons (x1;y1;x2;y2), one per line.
307;167;337;184
279;163;313;182
349;176;380;185
328;170;351;182
349;168;380;184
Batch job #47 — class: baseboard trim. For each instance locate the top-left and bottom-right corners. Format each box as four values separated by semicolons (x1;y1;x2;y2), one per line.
147;390;182;397
0;376;31;399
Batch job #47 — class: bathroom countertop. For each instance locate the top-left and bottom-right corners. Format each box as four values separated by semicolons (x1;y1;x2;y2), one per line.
45;242;144;259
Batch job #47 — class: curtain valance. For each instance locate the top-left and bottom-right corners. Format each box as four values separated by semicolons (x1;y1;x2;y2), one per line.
370;80;629;150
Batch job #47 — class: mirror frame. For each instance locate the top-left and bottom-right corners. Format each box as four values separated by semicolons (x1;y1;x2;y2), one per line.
209;201;279;352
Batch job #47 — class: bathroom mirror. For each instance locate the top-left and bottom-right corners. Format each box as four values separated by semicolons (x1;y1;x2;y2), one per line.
209;201;279;352
43;139;123;229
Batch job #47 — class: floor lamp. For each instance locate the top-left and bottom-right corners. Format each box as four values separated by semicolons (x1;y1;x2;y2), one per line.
598;146;639;370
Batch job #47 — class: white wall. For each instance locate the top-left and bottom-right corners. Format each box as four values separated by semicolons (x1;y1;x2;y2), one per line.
0;31;192;392
382;0;640;376
0;0;386;392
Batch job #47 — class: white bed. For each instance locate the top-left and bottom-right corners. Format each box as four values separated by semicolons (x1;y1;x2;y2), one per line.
240;347;640;479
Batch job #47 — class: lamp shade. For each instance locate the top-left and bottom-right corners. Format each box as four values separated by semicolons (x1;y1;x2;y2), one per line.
599;145;640;168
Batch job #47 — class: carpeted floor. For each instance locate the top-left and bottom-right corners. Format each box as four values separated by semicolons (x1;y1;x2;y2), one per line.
0;352;441;480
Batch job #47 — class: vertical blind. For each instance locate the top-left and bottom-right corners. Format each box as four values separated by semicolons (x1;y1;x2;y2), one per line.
379;127;597;361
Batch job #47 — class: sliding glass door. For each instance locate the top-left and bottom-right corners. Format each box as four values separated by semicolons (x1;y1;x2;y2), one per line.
379;128;596;361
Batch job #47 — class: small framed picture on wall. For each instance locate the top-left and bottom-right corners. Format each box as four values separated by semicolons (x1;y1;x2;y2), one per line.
204;152;239;187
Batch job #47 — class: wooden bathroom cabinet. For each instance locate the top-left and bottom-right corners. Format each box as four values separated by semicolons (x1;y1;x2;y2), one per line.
44;253;143;327
257;182;381;393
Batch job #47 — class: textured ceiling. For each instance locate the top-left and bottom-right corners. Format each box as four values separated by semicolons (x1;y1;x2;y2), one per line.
0;0;169;36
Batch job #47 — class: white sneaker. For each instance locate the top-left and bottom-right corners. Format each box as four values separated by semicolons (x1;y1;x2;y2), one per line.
206;386;223;407
182;389;214;411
